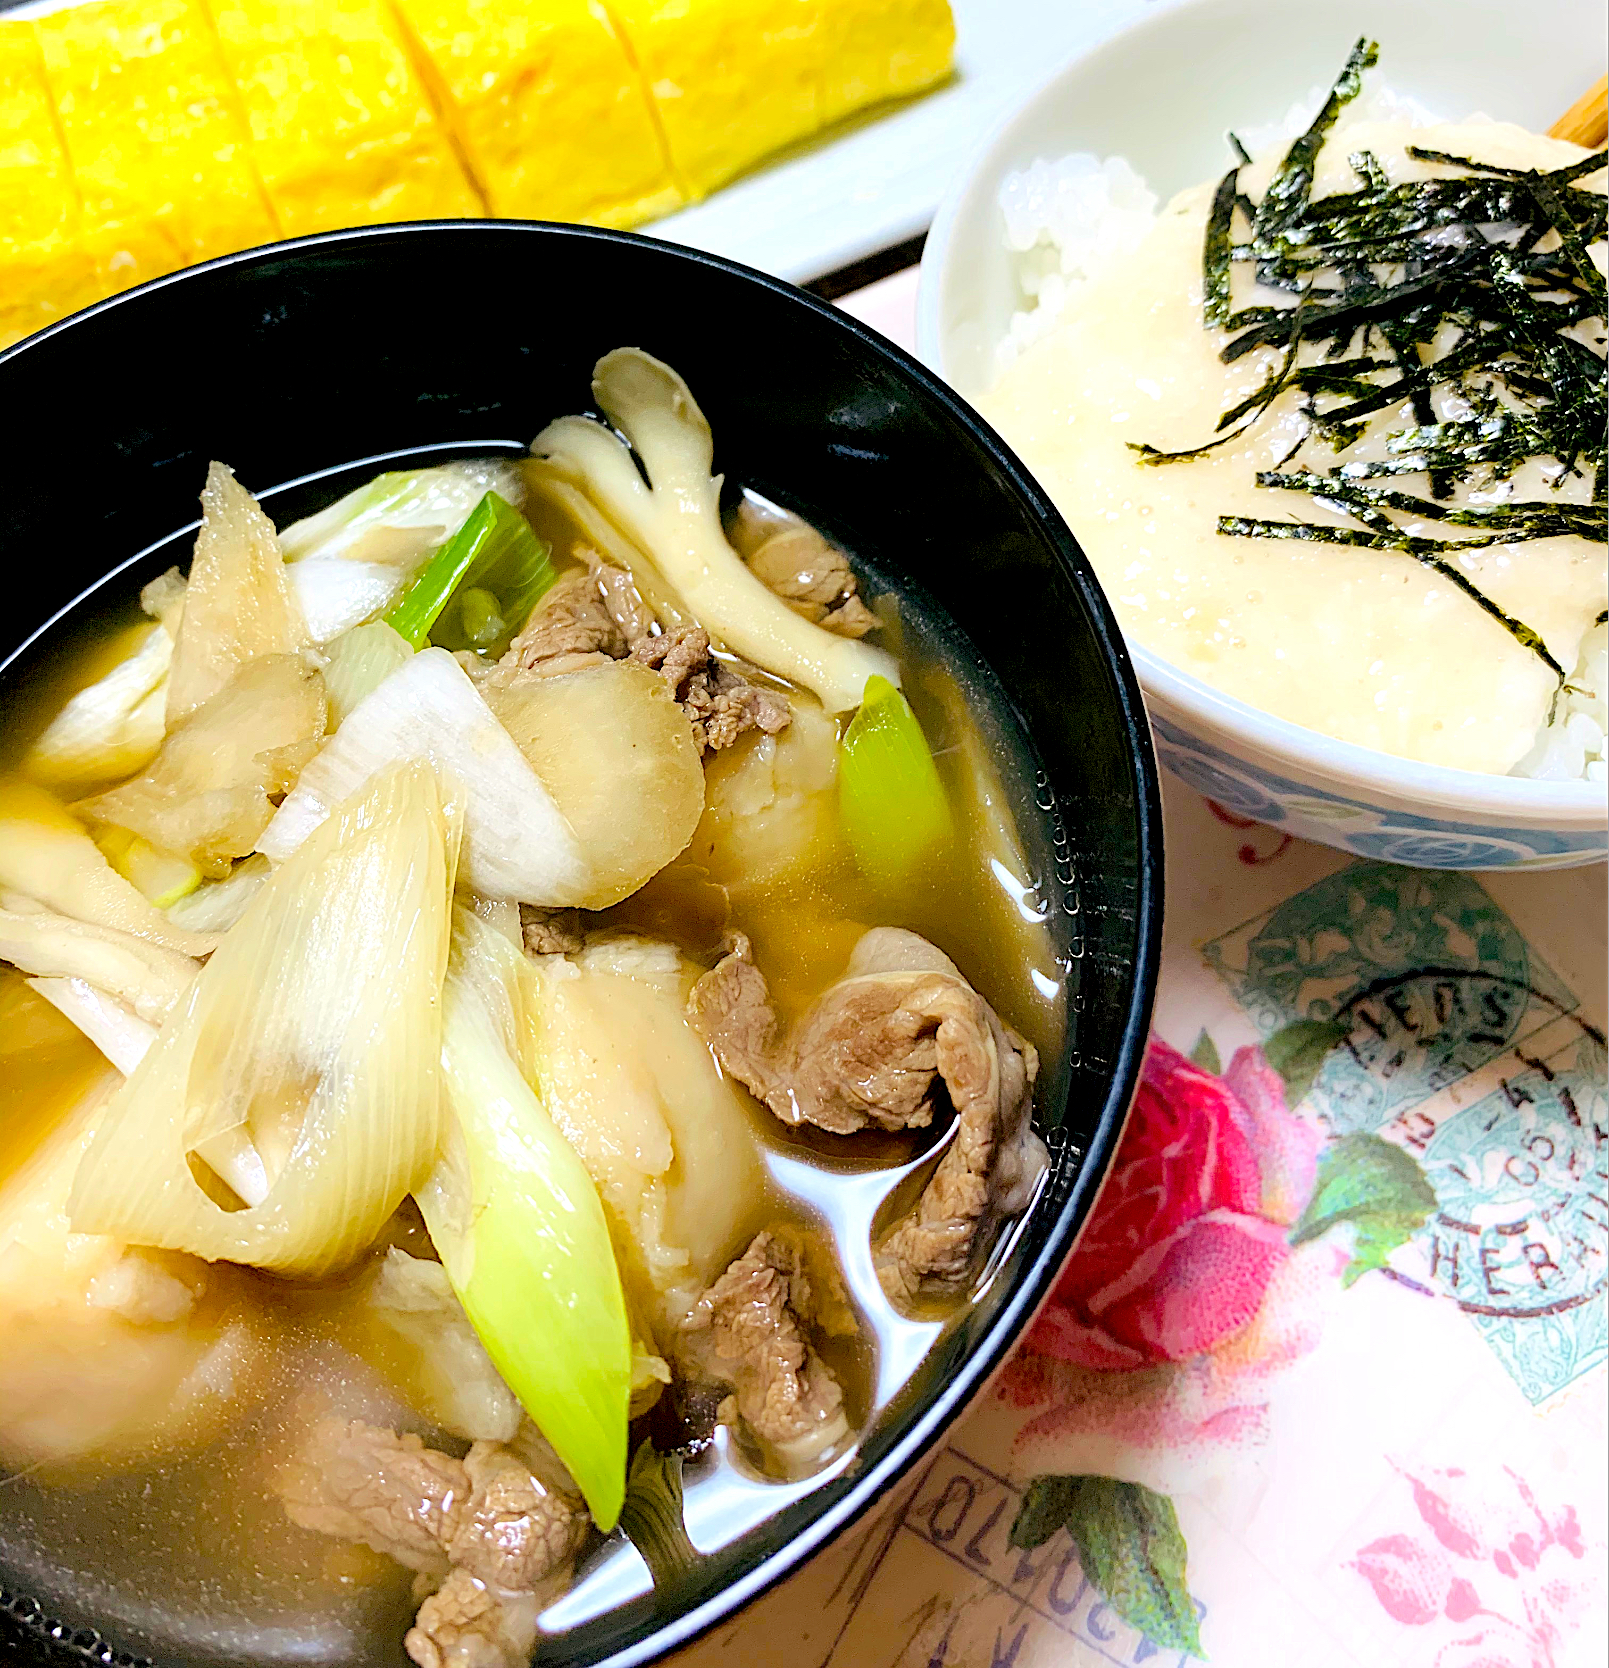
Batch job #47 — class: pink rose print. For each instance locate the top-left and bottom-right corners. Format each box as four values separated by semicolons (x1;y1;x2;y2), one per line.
1032;1039;1320;1369
994;1028;1438;1655
997;1036;1339;1494
1349;1462;1599;1667
1353;1533;1455;1624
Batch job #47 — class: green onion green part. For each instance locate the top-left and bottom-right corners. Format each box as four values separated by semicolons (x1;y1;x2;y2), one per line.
385;491;556;657
838;674;953;889
421;915;632;1530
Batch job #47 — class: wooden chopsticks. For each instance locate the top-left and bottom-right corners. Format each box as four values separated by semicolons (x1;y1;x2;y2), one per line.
1549;75;1608;147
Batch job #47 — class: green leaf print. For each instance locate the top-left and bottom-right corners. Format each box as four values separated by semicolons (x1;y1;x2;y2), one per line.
1291;1131;1438;1286
1188;1028;1222;1076
1009;1475;1083;1551
1009;1476;1203;1656
1263;1017;1350;1106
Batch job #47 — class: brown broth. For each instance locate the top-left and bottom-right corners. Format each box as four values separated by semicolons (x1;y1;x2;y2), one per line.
0;476;1066;1662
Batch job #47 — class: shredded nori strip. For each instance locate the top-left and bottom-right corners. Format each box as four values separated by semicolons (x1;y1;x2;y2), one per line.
1203;166;1240;327
1250;38;1380;284
1256;471;1602;537
1141;39;1607;686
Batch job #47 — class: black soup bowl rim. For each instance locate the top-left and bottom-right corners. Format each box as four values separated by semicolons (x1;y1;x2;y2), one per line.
0;219;1165;1668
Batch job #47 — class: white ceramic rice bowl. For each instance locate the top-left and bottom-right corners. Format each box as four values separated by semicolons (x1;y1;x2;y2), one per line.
918;0;1609;869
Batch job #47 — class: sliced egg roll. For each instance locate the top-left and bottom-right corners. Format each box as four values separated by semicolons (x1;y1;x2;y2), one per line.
206;0;482;237
0;23;100;349
816;0;954;130
605;0;820;203
391;0;680;226
35;0;278;298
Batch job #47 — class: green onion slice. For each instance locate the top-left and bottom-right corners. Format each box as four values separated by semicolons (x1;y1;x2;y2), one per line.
385;492;555;657
838;674;953;889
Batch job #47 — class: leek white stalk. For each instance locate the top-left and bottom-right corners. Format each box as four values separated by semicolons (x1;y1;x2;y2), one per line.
189;1129;271;1208
278;461;527;564
320;622;414;728
0;777;214;956
532;351;898;712
288;560;406;645
67;763;461;1276
257;648;591;904
0;907;199;1023
22;1027;266;1205
27;977;157;1076
417;909;631;1529
93;826;201;910
163;853;271;934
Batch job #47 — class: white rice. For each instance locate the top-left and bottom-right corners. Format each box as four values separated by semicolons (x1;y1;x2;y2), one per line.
996;83;1444;371
995;88;1606;785
997;154;1157;367
1232;81;1446;158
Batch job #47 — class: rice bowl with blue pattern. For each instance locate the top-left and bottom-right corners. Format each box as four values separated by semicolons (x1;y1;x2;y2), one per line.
920;0;1608;869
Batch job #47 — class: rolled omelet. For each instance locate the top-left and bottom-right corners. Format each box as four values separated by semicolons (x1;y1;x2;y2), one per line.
390;0;681;227
2;0;956;355
605;0;819;203
605;0;955;203
816;0;954;130
0;23;100;350
35;0;277;296
206;0;481;237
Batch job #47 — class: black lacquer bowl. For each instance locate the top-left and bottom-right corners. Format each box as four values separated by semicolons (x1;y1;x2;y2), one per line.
0;224;1163;1668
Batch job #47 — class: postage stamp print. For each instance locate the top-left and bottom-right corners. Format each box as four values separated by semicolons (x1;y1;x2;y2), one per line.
1201;862;1579;1135
832;1447;1203;1668
1415;1030;1609;1406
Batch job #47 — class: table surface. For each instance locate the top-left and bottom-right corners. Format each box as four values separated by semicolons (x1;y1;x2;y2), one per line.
0;1;1602;1658
661;268;1609;1668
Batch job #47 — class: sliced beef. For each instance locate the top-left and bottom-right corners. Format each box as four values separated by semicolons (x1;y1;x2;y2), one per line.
631;624;791;753
495;555;789;753
744;524;877;639
688;929;1046;1304
447;1441;584;1590
687;929;969;1135
407;1571;541;1668
586;550;657;644
680;1229;850;1471
519;904;586;957
497;570;625;679
280;1418;585;1668
876;994;1041;1304
279;1420;466;1576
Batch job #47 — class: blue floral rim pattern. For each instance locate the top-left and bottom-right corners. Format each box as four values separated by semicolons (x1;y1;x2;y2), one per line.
1151;715;1607;870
